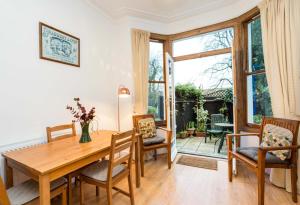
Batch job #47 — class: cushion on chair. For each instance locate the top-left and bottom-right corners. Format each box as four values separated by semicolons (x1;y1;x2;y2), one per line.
7;177;66;205
261;124;293;160
81;160;125;182
236;147;289;165
143;135;165;146
138;118;157;139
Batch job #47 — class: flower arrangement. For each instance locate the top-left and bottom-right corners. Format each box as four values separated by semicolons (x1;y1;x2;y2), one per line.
66;98;95;125
66;98;95;143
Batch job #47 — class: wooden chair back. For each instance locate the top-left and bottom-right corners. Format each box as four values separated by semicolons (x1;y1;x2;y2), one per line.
107;130;135;180
0;176;10;205
132;114;155;133
46;123;76;143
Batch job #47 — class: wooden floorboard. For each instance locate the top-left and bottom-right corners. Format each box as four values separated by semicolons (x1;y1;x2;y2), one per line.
47;154;299;205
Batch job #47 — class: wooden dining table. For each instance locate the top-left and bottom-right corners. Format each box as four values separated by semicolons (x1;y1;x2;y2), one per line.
2;130;140;205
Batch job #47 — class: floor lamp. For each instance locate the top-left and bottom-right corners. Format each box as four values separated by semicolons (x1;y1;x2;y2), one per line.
117;86;130;131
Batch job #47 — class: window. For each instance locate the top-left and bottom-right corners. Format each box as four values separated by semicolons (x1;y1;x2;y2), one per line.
173;28;233;57
148;41;166;122
246;17;272;124
174;53;232;89
173;27;234;90
173;27;234;133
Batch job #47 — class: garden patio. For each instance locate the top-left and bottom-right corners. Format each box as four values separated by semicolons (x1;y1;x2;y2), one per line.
177;136;227;159
175;83;233;159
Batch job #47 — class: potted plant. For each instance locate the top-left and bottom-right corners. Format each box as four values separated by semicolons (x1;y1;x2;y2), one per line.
186;121;196;136
178;130;188;139
66;98;96;143
219;103;229;122
194;101;209;137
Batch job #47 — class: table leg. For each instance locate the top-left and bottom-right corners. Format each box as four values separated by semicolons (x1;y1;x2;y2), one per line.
39;175;50;205
134;140;140;188
4;159;13;188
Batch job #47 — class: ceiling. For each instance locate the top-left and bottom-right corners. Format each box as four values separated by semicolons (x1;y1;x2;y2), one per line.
87;0;240;23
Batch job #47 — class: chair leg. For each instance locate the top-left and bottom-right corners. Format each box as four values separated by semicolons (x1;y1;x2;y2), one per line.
79;178;84;205
228;153;233;182
128;172;135;205
291;165;298;202
67;175;72;205
62;187;67;205
106;184;113;205
96;186;99;196
257;161;265;205
218;134;225;153
140;150;145;177
75;176;80;186
168;145;172;169
154;150;157;160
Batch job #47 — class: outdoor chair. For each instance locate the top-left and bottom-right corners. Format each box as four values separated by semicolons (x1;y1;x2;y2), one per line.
206;114;225;143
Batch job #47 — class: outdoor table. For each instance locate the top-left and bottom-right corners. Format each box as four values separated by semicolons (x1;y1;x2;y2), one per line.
215;123;234;153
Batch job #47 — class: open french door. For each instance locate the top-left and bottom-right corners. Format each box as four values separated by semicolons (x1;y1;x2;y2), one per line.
165;52;177;161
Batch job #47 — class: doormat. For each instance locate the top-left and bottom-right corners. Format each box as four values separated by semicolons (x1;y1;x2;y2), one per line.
176;155;218;170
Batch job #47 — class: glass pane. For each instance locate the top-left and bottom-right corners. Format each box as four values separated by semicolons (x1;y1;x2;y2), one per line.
149;41;164;81
174;53;232;89
148;83;165;121
173;28;233;57
247;73;272;124
248;17;265;72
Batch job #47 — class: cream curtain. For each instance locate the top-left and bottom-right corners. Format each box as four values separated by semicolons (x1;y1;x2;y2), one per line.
131;29;150;114
259;0;300;192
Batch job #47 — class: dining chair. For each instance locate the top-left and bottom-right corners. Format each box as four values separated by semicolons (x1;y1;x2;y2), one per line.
46;123;76;142
132;114;172;177
79;130;135;205
227;117;300;205
0;176;67;205
46;123;79;205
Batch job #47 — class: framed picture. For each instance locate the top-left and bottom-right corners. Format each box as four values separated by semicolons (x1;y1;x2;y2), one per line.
39;22;80;67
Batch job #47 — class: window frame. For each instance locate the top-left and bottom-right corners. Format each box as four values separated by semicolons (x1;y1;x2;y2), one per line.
148;38;167;126
242;14;269;128
172;27;234;63
148;7;267;134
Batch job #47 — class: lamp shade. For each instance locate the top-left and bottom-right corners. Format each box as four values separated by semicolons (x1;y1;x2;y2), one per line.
118;86;130;97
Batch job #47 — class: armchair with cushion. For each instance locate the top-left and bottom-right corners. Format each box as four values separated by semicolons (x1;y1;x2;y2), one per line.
132;114;172;177
227;117;300;205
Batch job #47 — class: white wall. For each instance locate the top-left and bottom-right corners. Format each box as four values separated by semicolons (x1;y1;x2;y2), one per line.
0;0;133;149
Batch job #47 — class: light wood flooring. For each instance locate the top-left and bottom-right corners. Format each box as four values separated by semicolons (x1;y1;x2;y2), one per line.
49;154;299;205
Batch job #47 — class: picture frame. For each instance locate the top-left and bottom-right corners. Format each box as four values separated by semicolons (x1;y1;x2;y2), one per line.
39;22;80;67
